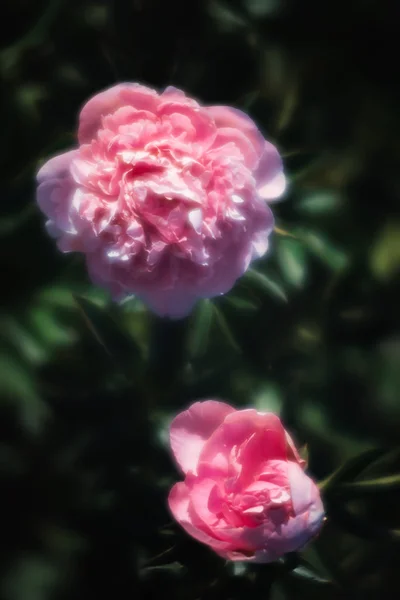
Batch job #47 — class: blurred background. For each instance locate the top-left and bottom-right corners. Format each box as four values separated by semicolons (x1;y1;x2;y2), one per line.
0;1;399;599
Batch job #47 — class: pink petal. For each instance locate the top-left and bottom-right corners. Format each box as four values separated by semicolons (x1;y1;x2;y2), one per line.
206;105;265;159
254;462;324;556
78;83;159;144
161;86;198;106
198;410;287;479
287;462;324;521
189;478;221;528
168;482;229;550
169;400;236;474
158;102;216;149
210;128;260;170
251;231;270;259
285;431;307;468
37;177;77;235
138;288;199;319
216;548;275;563
254;141;286;201
36;150;77;184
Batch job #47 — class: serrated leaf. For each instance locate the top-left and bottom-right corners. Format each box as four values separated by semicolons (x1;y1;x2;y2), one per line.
277;238;308;288
244;269;288;302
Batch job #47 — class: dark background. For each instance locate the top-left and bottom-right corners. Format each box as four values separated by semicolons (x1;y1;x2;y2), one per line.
0;1;399;599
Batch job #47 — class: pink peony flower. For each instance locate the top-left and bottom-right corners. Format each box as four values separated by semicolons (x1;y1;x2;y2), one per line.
36;83;285;318
168;401;324;562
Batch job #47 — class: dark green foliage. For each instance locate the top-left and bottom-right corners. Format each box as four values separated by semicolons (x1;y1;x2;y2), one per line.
1;1;399;599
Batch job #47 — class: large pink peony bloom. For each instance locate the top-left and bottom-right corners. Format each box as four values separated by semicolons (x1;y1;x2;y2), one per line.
36;84;285;317
168;401;324;562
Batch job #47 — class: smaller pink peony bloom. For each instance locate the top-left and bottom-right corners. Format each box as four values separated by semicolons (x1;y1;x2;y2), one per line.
168;401;324;562
36;83;285;318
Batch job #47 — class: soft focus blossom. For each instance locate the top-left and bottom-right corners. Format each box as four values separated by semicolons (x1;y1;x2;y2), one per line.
36;83;285;317
168;400;324;562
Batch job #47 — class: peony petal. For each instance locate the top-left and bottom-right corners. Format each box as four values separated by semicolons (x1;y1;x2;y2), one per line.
206;105;265;159
216;547;275;563
161;86;197;105
36;83;284;320
210;128;260;170
169;400;236;474
158;102;216;149
78;83;159;144
287;462;324;522
198;410;288;479
188;208;203;232
138;288;199;319
260;462;325;556
168;482;230;550
285;431;307;468
189;478;221;529
37;179;60;217
254;141;286;201
37;176;78;236
36;150;77;184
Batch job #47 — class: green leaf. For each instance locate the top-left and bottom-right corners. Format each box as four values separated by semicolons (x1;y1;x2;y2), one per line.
223;295;259;312
270;583;288;600
290;564;331;584
298;229;348;271
213;305;241;353
333;473;400;496
300;546;337;586
370;221;400;281
140;561;187;578
297;191;341;215
244;269;288;302
2;555;59;600
74;295;142;378
320;448;385;493
29;307;76;347
277;238;308;288
188;299;214;358
326;500;400;542
208;1;248;32
0;354;48;436
253;382;283;415
0;203;36;235
359;447;400;479
3;316;47;364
